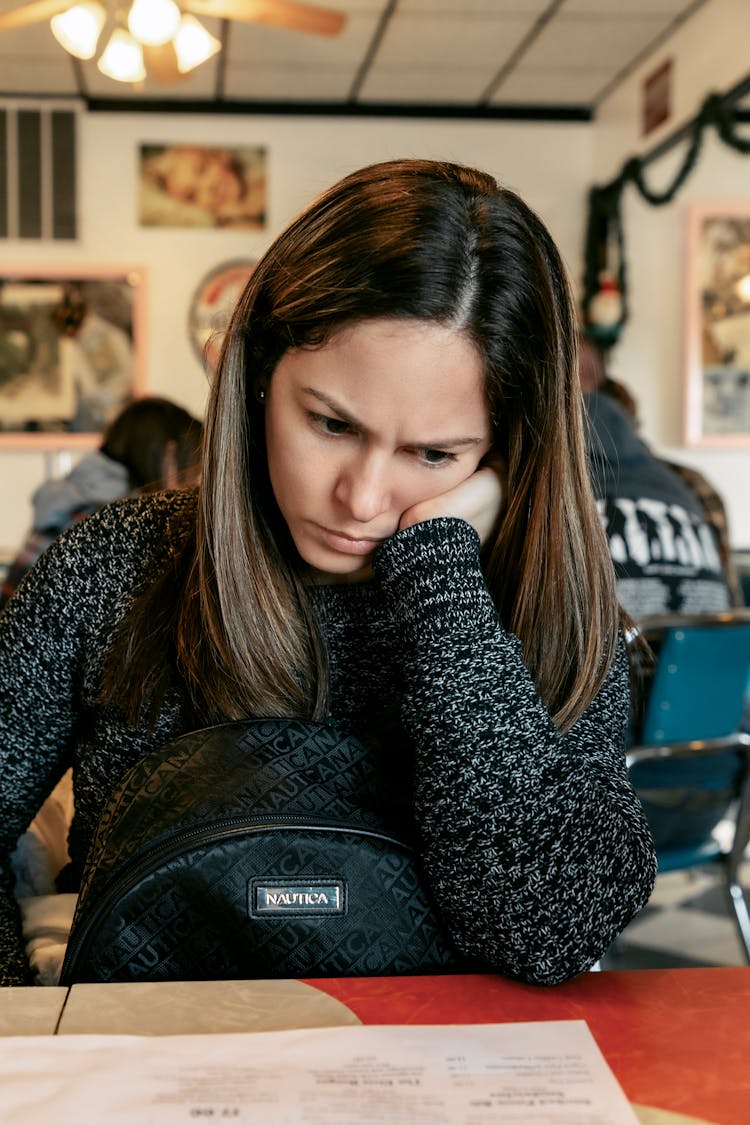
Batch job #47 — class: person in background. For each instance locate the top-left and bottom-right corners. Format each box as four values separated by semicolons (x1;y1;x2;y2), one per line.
0;397;203;610
585;350;744;608
579;336;742;850
0;158;656;987
579;337;735;616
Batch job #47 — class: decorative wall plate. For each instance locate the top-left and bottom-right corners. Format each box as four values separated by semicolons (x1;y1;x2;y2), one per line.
188;259;256;373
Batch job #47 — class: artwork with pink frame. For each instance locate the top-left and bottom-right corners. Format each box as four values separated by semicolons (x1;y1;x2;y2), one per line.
684;203;750;446
0;266;146;449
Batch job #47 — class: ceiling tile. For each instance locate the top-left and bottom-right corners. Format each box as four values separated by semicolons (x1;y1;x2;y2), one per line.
224;64;358;102
520;14;676;69
563;0;691;12
0;56;78;97
491;67;615;106
227;9;381;65
81;59;222;101
397;0;549;12
358;64;497;104
374;13;534;69
0;14;70;94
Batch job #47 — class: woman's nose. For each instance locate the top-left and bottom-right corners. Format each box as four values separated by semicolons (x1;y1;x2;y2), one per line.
334;453;391;523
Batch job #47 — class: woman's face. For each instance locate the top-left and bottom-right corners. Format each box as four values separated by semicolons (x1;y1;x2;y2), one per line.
264;317;492;582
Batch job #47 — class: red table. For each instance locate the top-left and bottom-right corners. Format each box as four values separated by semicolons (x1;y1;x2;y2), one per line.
308;969;750;1125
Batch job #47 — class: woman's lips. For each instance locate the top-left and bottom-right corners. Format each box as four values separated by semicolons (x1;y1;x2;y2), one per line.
317;525;386;556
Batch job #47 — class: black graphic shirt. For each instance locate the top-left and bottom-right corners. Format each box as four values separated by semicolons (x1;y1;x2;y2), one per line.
585;394;731;616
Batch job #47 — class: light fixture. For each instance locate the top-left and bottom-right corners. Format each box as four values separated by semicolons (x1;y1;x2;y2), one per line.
173;15;222;74
97;28;146;84
49;2;221;85
50;1;106;60
736;274;750;303
128;0;181;47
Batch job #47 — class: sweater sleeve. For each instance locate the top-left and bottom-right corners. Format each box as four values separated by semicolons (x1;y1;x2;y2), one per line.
372;517;657;985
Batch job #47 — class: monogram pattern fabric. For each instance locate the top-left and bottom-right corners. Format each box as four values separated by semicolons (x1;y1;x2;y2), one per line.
60;720;462;983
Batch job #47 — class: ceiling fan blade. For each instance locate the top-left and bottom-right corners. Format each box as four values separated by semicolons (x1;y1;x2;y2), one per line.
0;0;70;32
184;0;346;38
142;41;188;85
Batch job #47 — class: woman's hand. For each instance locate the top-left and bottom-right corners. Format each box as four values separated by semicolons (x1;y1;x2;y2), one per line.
399;458;506;545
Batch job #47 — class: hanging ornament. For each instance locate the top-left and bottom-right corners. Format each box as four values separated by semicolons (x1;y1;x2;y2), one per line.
588;271;623;327
586;271;623;346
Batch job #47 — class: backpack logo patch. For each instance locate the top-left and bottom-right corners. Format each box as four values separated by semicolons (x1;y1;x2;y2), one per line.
251;879;346;916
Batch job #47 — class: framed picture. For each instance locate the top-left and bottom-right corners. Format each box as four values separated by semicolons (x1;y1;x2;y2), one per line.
139;144;267;229
684;203;750;446
188;259;256;374
0;266;145;448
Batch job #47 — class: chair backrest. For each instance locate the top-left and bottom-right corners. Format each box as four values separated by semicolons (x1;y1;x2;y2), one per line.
638;610;750;744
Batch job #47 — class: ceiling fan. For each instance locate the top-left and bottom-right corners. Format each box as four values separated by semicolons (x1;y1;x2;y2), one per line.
0;0;347;85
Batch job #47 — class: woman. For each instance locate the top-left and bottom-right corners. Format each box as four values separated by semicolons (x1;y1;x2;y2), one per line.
0;159;656;987
0;396;203;609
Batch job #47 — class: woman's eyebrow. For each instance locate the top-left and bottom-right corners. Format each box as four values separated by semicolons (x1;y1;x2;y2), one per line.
301;387;487;448
303;387;359;426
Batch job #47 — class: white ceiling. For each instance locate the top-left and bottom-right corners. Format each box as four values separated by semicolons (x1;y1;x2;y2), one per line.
0;0;709;115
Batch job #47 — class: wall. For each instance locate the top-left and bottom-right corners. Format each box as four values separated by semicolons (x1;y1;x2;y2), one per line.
7;0;746;556
0;112;591;553
592;0;750;546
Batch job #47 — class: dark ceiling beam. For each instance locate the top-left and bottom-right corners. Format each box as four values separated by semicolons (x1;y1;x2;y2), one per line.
71;57;87;100
214;20;231;101
478;0;563;106
347;0;397;103
81;97;591;121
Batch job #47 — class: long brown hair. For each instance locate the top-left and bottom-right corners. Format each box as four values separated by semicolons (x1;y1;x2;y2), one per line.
104;158;619;732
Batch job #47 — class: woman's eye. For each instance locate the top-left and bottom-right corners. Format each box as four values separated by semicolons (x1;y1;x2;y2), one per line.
312;413;350;435
420;448;457;466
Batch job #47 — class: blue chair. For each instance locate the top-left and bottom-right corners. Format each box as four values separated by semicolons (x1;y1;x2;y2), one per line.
625;609;750;963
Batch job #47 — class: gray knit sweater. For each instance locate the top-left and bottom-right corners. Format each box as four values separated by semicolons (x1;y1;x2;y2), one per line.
0;491;656;986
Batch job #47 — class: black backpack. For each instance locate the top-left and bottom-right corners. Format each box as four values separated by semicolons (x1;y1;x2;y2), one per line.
60;718;465;984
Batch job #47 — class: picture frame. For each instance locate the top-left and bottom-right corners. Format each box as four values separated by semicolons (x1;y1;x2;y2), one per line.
684;203;750;446
139;144;267;229
0;266;146;449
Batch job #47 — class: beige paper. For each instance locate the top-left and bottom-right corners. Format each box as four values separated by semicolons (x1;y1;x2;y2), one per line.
0;1020;639;1124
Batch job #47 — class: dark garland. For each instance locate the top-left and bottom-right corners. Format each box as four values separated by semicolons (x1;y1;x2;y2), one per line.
582;87;750;347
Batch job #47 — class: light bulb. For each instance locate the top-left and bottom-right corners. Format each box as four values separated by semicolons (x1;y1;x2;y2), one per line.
97;29;146;83
50;2;106;60
173;15;221;74
128;0;181;47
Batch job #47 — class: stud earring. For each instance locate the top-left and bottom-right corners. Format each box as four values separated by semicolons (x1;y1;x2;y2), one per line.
256;386;266;403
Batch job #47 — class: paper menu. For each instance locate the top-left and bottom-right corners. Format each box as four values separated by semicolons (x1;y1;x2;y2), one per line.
0;1020;639;1124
